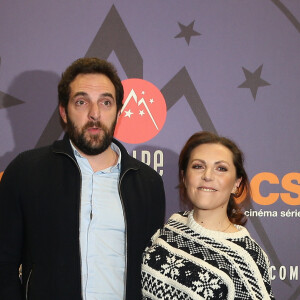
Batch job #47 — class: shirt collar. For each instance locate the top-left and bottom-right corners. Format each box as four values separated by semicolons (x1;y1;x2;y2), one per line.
70;140;121;172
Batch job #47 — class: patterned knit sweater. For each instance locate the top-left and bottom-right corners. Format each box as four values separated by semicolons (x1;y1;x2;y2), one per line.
141;211;275;300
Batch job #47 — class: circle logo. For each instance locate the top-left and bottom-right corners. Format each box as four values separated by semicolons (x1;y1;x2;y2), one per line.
114;78;167;144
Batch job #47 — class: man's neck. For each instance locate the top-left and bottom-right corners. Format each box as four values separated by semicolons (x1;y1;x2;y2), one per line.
76;145;118;172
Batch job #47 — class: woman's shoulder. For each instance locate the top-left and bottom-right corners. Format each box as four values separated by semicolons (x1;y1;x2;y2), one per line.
167;210;191;223
149;211;191;243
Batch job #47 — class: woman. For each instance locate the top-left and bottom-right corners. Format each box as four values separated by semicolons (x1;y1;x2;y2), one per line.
142;131;275;299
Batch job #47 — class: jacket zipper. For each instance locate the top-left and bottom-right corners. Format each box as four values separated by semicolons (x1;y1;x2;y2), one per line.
25;268;33;300
55;149;136;300
118;167;136;300
55;151;84;300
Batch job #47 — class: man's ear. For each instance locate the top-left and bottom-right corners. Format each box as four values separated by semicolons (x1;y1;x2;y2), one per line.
59;105;67;124
117;109;122;119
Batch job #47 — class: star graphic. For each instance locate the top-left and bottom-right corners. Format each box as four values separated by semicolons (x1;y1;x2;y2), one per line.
124;109;133;118
139;110;145;116
175;20;201;45
149;98;154;104
238;64;270;100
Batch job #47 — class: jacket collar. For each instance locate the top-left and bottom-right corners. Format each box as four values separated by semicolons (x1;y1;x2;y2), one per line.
51;133;75;158
112;138;140;175
51;133;140;175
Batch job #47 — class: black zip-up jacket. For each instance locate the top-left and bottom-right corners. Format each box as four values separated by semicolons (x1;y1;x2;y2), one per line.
0;135;165;300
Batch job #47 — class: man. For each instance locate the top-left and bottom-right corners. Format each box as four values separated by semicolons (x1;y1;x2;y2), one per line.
0;58;165;299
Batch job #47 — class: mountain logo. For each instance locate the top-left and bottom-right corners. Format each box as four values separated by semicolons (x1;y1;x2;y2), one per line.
114;78;167;144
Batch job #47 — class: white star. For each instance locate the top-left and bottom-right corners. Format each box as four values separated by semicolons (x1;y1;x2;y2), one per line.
149;98;154;104
124;109;133;118
141;91;145;95
139;110;145;116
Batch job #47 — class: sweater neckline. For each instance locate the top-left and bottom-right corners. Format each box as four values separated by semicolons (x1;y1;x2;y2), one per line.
185;210;249;239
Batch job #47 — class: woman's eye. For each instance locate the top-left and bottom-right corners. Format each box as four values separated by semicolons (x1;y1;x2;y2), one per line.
217;166;227;172
192;164;204;169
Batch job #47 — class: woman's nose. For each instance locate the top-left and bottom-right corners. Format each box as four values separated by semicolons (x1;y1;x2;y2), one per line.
201;168;213;181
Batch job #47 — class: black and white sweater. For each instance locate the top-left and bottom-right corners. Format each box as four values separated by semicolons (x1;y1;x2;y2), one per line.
142;211;275;300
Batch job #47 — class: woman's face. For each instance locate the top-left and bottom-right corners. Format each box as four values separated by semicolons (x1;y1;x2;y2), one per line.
183;143;241;214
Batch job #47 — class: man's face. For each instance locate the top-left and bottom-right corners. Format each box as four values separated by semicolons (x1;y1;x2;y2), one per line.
59;73;119;156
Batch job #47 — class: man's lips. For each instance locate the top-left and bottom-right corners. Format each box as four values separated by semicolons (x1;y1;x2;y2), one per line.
87;127;101;133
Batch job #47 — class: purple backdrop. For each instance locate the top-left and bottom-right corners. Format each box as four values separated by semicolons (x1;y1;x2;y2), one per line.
1;1;300;298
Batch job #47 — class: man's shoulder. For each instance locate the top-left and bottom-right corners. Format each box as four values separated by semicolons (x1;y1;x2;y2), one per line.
1;145;53;181
113;138;161;177
13;145;52;163
124;153;160;175
6;138;69;169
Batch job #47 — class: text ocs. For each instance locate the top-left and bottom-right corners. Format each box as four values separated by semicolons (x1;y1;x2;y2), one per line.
251;172;300;205
132;150;163;176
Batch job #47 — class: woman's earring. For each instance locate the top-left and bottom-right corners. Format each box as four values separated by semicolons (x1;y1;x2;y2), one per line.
234;186;239;196
232;186;239;196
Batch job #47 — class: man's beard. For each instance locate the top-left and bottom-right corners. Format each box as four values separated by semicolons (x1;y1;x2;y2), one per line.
66;115;117;156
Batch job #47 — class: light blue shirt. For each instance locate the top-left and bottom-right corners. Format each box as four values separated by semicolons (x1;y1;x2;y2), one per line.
71;141;125;300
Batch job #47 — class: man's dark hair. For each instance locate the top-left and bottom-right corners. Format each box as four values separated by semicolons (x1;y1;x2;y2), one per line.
58;57;124;112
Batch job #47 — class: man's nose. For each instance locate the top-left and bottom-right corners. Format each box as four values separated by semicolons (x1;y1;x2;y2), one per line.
88;103;100;121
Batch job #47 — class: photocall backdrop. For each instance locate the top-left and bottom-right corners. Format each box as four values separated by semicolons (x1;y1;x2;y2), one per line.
0;1;299;298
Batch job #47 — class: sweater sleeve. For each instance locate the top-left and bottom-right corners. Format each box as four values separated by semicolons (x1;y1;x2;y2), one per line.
265;256;276;299
0;157;24;299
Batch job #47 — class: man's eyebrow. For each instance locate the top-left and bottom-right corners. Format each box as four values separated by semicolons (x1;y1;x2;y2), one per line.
72;92;114;99
100;92;115;100
71;92;115;100
72;91;88;98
